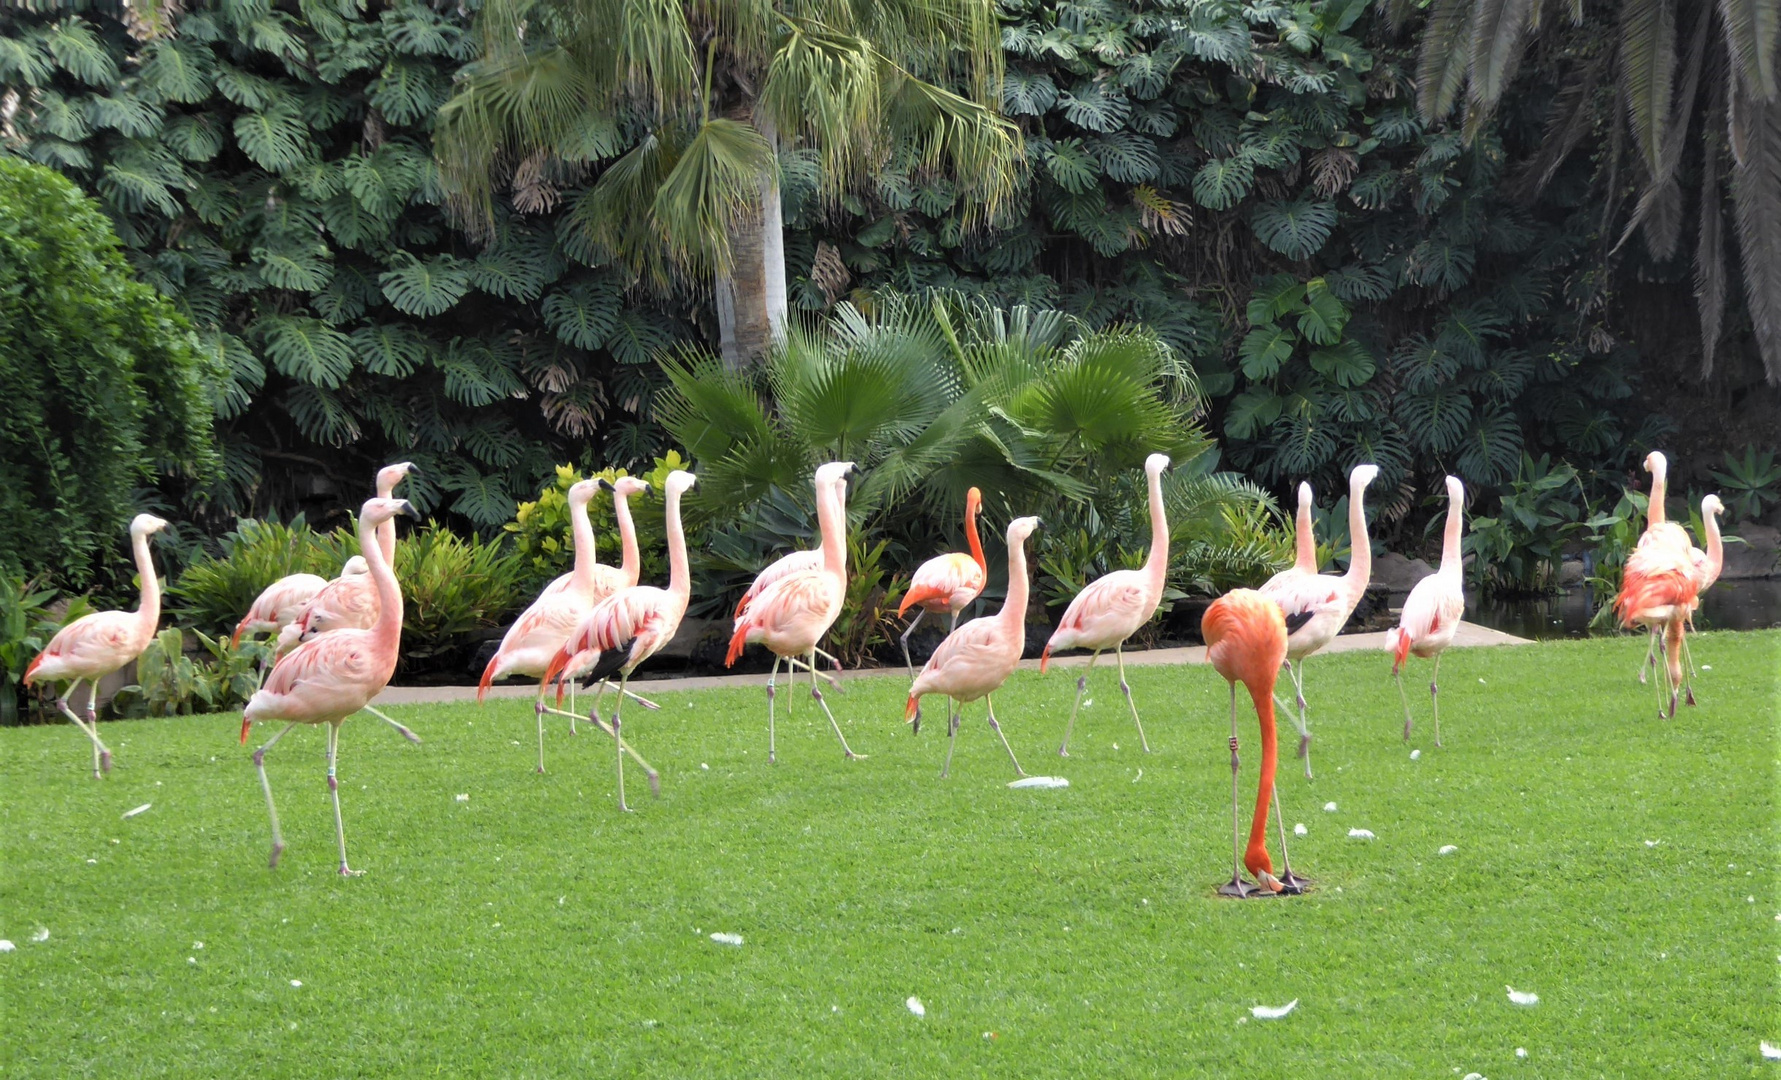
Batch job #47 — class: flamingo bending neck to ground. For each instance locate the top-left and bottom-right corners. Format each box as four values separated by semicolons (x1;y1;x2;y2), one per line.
895;486;987;677
727;462;862;763
1204;588;1303;897
241;497;416;874
544;470;698;810
1385;476;1467;747
906;516;1042;779
1256;463;1379;779
1044;453;1171;756
24;513;170;778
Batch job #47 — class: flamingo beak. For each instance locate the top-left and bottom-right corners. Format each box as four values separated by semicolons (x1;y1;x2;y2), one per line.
240;716;251;745
394;500;418;519
595;478;614;492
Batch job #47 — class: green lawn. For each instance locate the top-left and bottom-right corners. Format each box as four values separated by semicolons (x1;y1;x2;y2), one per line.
3;632;1777;1077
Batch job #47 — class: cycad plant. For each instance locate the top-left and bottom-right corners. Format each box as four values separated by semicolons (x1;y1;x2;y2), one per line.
1393;0;1781;384
436;0;1021;366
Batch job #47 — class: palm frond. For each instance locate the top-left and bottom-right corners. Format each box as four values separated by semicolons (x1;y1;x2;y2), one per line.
1696;71;1728;378
1718;0;1779;100
1619;0;1677;178
1416;0;1475;124
652;117;776;278
1729;78;1781;384
1465;0;1537;126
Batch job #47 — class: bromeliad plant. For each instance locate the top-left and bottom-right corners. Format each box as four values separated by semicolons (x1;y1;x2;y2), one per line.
1464;454;1589;596
1710;446;1781;524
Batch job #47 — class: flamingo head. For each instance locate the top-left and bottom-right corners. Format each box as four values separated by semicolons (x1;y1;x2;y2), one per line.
567;478;601;506
360;497;418;528
814;461;856;487
1444;475;1465;502
611;476;651;498
1296;481;1312;511
1144;452;1170;476
1350;463;1380;490
129;513;170;537
665;470;698;497
965;486;982;512
1006;516;1041;546
1643;450;1667;478
1702;493;1724;518
376;461;417;496
341;556;370;577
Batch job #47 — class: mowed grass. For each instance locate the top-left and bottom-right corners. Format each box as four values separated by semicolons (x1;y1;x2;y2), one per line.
2;632;1777;1077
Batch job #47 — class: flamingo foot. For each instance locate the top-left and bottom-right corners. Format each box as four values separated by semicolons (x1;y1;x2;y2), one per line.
269;842;284;870
536;765;546;774
338;863;363;877
1217;876;1261;898
1058;746;1070;758
1403;718;1412;743
1275;870;1311;894
1685;686;1696;707
647;770;661;797
100;750;112;775
846;751;868;761
1297;733;1310;760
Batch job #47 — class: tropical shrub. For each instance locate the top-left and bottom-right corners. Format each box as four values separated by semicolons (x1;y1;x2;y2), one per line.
113;628;267;717
0;156;218;589
1464;455;1589;595
170;515;354;634
503;451;690;594
394;524;527;665
1709;446;1781;524
1;575;71;724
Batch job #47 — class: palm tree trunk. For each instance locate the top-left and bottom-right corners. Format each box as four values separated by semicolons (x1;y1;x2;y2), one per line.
716;121;787;369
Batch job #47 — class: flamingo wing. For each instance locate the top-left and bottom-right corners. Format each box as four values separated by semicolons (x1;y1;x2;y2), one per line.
295;574;379;636
1049;570;1154;652
249;629;389;724
737;549;824;617
911;617;1017;701
902;553;987;615
27;611;144;683
1258;568;1343;621
236;574;329;642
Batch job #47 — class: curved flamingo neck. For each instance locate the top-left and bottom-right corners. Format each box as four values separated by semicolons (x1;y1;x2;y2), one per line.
1141;468;1169;590
615;489;640;587
665;485;690;599
818;476;846;578
132;529;161;639
1439;489;1465;575
360;512;403;655
964;496;986;576
1001;531;1030;630
1246;680;1277;871
1342;476;1372;594
1648;458;1669;526
375;474;399;564
569;492;597;590
1704;510;1723;579
1293;486;1315;571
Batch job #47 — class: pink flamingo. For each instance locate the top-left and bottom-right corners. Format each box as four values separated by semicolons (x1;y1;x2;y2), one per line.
1204;588;1303;897
478;477;655;771
1384;476;1467;747
542;470;698;810
277;462;416;653
24;513;170;778
904;515;1042;779
1632;451;1696;681
1256;463;1379;779
1043;453;1171;756
895;486;988;677
240;497;417;874
726;462;861;762
232;572;327;647
1616;526;1701;719
730;464;853;686
539;475;647;599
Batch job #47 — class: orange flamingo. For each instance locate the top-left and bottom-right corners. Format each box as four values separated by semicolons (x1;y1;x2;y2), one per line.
277;462;416;653
240;497;416;874
479;477;655;771
1256;463;1379;779
542;470;697;810
896;486;988;677
905;516;1042;779
24;513;170;778
1203;588;1303;897
1632;451;1696;681
1384;476;1467;747
731;463;852;686
1616;525;1701;719
1042;454;1171;756
726;462;861;762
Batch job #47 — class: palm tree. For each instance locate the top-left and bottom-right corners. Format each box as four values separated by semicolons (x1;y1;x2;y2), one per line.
1393;0;1781;385
435;0;1021;367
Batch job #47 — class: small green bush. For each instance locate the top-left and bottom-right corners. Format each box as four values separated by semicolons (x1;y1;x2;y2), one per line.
113;628;268;719
503;451;690;594
396;525;528;664
0;157;219;589
171;517;354;636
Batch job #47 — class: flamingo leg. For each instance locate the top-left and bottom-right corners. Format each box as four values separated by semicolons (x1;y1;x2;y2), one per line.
984;693;1025;778
1288;661;1312;778
899;608;926;679
534;698;549;774
254;721;299;869
364;706;421;744
1221;683;1253;897
1638;627;1658;684
810;650;863;759
611;671;634;812
1395;666;1414;743
326;721;361;875
1115;646;1152;753
54;679;110;779
1429;653;1443;748
1270;782;1304;892
1681;632;1698;706
558;701;658;791
786;656;842;689
1057;651;1099;757
766;656;780;764
941;698;961;778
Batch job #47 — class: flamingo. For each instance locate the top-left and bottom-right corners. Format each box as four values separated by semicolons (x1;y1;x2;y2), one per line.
1633;451;1696;681
895;487;988;677
1384;476;1467;747
240;497;417;874
479;477;655;772
542;470;698;810
905;515;1042;779
23;513;170;778
726;461;862;763
1615;526;1701;719
277;462;416;652
539;475;646;599
730;464;853;685
1204;588;1303;897
1256;462;1379;779
1044;453;1171;756
1675;494;1727;703
232;572;327;648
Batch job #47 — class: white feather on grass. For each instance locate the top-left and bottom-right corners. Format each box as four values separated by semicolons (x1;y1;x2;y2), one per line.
1439;845;1458;855
1294;823;1308;836
1250;999;1298;1019
1008;776;1069;789
1347;828;1376;840
0;941;14;953
708;932;744;946
1506;986;1539;1006
1760;1041;1780;1059
906;996;926;1017
1323;801;1337;812
122;803;152;819
31;928;48;942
